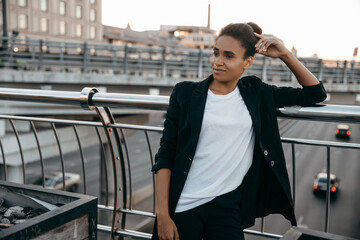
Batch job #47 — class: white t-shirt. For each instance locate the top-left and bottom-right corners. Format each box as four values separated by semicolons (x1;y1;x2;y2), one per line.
175;87;255;213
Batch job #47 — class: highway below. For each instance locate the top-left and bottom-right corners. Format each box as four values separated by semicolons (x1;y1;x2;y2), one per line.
25;115;360;239
247;119;360;239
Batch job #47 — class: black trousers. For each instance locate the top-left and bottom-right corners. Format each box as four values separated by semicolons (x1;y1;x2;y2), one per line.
172;188;244;240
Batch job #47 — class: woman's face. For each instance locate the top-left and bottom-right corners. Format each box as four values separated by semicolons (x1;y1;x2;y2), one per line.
211;35;253;84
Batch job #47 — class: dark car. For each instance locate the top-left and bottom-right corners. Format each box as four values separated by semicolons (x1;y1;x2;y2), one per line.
335;124;351;139
313;172;339;196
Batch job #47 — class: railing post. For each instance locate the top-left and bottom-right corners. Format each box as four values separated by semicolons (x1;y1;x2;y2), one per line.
335;60;340;83
291;143;296;208
197;49;203;79
325;146;331;233
82;41;88;73
123;44;128;75
161;47;167;77
112;46;118;74
59;43;64;72
261;57;268;81
342;60;348;84
39;39;43;71
138;51;143;76
349;60;355;83
318;59;323;81
80;87;128;238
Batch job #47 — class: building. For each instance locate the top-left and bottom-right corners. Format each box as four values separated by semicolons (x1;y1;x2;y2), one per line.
104;24;216;49
0;0;103;42
103;24;180;48
161;25;215;49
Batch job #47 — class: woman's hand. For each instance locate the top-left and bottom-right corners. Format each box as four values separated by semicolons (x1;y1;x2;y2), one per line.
254;32;291;59
157;214;179;240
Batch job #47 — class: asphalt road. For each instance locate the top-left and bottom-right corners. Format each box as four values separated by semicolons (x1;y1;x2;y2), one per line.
25;116;360;239
247;119;360;239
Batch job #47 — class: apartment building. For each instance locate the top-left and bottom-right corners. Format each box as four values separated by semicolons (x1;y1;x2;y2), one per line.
0;0;103;42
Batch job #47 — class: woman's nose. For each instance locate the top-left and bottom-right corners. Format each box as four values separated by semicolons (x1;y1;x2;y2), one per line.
214;56;224;66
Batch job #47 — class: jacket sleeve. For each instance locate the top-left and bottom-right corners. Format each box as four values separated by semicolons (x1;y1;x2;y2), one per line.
262;81;327;108
151;83;181;173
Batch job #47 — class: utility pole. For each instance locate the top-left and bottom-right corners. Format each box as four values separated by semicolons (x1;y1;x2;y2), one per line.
207;4;211;29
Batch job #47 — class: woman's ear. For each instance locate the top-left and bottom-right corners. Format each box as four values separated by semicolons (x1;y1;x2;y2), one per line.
244;56;254;70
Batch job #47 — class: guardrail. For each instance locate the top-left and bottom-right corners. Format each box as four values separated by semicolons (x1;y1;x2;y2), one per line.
0;87;359;239
1;36;360;84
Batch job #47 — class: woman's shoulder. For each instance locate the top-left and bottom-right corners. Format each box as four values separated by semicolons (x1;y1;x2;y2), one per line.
174;78;208;93
239;75;263;88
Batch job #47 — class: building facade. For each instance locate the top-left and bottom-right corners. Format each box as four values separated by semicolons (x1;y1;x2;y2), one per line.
0;0;103;42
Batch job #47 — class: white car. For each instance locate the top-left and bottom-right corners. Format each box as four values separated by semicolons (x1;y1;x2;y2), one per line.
34;172;81;192
313;172;339;197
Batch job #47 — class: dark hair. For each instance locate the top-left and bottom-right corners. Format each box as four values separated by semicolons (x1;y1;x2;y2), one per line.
217;22;262;59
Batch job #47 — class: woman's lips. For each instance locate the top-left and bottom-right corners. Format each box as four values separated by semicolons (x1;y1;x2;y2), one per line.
213;68;225;73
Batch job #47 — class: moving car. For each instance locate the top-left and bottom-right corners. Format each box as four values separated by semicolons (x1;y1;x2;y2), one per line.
313;172;339;196
335;124;351;139
34;172;81;192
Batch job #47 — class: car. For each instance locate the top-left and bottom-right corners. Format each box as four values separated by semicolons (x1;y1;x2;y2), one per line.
33;172;81;192
313;172;339;196
335;124;351;139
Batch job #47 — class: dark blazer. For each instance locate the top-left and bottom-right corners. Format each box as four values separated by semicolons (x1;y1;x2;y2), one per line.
151;74;327;237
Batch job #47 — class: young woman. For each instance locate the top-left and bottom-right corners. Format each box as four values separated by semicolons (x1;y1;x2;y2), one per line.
151;22;327;240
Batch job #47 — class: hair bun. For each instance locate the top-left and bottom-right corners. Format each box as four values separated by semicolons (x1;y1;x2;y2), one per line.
247;22;262;35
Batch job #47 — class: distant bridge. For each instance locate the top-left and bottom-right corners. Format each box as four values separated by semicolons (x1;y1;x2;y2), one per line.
0;36;359;92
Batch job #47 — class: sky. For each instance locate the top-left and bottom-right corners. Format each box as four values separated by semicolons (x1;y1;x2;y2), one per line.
102;0;360;61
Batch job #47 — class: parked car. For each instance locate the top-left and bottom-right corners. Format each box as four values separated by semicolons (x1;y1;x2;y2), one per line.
313;172;339;196
335;124;351;139
34;172;81;192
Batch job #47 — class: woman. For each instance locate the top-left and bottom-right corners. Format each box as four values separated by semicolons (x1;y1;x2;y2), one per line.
151;22;327;240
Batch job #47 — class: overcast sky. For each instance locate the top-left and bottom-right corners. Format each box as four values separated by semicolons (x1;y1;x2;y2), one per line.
102;0;360;60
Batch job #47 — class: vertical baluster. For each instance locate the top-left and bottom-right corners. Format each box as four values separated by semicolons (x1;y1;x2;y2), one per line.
51;122;66;191
73;125;87;194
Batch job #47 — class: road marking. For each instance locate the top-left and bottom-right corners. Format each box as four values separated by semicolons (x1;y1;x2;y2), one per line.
298;216;304;225
297;216;308;228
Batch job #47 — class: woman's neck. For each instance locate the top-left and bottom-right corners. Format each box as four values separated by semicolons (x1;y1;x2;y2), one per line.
209;81;238;95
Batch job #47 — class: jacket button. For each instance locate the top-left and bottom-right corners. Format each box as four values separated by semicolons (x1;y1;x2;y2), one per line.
184;171;187;174
270;161;275;167
189;157;192;161
264;150;268;156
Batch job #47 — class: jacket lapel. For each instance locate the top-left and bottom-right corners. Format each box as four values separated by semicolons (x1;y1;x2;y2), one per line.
189;76;212;154
237;78;261;137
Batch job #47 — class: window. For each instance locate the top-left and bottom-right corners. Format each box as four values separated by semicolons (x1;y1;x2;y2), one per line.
40;18;48;32
40;0;48;11
59;21;67;35
76;24;82;37
18;0;27;7
90;26;96;39
90;9;96;22
76;5;82;19
59;1;66;15
18;14;27;29
90;0;96;4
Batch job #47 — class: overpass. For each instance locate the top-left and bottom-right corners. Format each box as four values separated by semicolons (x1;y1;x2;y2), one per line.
0;36;359;91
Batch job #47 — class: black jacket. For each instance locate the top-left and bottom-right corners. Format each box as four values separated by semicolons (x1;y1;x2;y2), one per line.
151;75;327;236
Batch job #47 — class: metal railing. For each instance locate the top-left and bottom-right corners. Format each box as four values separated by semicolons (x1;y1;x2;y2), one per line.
0;87;359;239
1;36;360;84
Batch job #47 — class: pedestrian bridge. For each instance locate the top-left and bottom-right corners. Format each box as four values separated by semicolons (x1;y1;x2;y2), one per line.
1;36;360;93
0;87;359;239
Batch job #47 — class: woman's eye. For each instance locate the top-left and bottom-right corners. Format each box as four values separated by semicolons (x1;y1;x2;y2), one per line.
226;55;233;59
213;52;219;56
